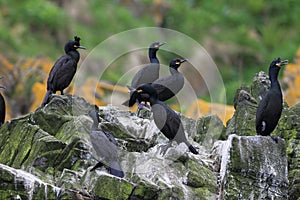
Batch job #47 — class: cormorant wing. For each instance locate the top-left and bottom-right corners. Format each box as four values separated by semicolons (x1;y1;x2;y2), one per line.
256;93;270;133
48;55;70;84
103;131;118;146
48;55;77;89
152;72;184;96
131;63;159;88
90;130;118;161
152;103;181;140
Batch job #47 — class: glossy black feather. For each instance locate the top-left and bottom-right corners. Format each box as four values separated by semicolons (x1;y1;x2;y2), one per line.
152;58;186;101
42;36;85;106
130;83;198;154
256;58;287;136
130;42;164;88
88;110;124;178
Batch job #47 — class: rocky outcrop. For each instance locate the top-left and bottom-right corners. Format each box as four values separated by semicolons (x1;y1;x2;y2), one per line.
0;94;217;199
214;135;288;199
0;71;299;199
227;71;300;199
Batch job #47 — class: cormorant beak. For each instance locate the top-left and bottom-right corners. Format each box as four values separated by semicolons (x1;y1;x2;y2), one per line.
77;45;87;50
180;59;188;64
158;42;166;47
277;60;288;67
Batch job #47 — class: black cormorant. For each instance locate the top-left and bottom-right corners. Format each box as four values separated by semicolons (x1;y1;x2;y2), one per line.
256;58;288;136
0;85;6;126
88;110;124;178
42;36;86;106
151;58;187;101
125;58;187;114
123;42;165;107
129;83;198;155
131;41;165;88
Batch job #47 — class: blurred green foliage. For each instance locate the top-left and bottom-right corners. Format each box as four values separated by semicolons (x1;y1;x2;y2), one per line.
0;0;299;104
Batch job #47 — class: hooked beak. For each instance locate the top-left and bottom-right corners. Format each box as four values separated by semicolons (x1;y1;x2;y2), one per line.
180;59;188;63
158;42;166;47
77;45;86;50
279;59;288;66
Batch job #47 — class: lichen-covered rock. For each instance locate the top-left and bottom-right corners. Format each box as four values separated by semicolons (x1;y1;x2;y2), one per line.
0;94;217;199
275;102;300;199
226;89;257;136
195;114;225;147
0;163;62;199
216;134;288;200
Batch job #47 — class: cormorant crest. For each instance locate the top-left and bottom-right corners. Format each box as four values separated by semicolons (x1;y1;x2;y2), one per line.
74;36;81;42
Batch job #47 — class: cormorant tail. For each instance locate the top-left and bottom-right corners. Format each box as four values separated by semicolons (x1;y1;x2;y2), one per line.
109;161;124;178
185;141;198;154
188;144;199;154
42;90;52;106
90;161;104;172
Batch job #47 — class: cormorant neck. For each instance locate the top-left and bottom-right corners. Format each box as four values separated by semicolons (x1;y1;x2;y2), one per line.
67;50;80;63
269;67;281;89
148;48;159;64
169;67;179;75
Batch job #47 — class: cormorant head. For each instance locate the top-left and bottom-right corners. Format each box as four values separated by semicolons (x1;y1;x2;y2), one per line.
170;58;187;70
149;42;166;50
64;36;86;53
270;58;288;69
136;83;158;100
128;83;158;107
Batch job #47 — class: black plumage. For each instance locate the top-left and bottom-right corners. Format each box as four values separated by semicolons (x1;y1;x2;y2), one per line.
42;36;86;106
125;58;187;111
0;86;6;126
151;58;187;101
131;42;165;88
122;42;165;107
256;58;288;136
88;110;124;178
129;83;198;155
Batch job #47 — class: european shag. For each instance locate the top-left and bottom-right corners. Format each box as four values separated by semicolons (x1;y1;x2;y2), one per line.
0;85;6;126
125;58;187;112
151;58;187;101
122;42;165;107
256;58;288;136
129;83;198;155
131;42;165;88
42;36;86;106
88;110;124;178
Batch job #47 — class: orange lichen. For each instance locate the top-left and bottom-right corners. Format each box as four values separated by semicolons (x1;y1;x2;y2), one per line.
283;48;300;106
185;99;234;125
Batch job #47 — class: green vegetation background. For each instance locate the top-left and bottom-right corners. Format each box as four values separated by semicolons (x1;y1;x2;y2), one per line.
0;0;299;104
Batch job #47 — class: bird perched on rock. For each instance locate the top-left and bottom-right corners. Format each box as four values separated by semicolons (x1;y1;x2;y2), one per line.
151;58;187;101
131;41;165;88
129;83;198;155
123;42;165;108
0;85;6;126
125;58;187;117
256;58;288;137
42;36;86;106
88;109;124;178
